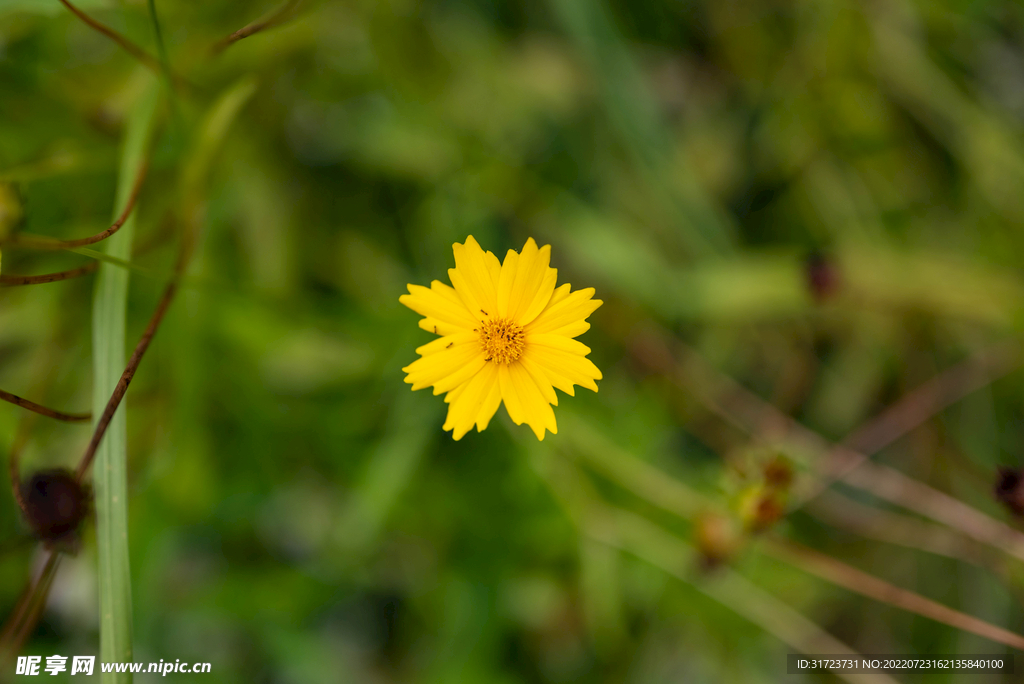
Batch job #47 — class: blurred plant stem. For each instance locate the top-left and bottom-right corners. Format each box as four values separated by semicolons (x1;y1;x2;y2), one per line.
558;412;710;518
762;537;1024;650
0;388;90;423
535;425;1024;652
628;324;1024;562
6;162;148;251
526;442;899;684
210;0;302;55
1;551;61;658
57;0;191;93
807;489;1003;573
0;335;99;661
92;76;160;684
563;411;1010;576
145;0;171;85
0;262;98;286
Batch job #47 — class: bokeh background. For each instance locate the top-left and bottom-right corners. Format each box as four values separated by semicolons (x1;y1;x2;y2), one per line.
3;0;1024;681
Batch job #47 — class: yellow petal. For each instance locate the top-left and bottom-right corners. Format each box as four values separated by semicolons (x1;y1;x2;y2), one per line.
415;331;480;357
525;287;602;336
450;236;501;317
519;268;558;327
524;344;602;393
496;247;520;318
544;320;591;339
476;375;503;431
545;283;572;309
508;362;557;439
524;333;593;357
403;342;486;393
444;375;471;404
432;353;487;395
443;363;499;440
519;357;558;406
525;358;576;397
506;238;557;326
400;281;479;332
497;363;527;425
417;318;465;336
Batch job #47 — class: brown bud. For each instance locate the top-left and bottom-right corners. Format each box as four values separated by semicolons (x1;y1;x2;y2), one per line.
995;467;1024;517
804;251;841;302
750;495;786;532
20;469;91;550
694;512;740;568
763;454;794;490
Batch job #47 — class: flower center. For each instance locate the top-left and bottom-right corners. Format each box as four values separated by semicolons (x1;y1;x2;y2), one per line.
479;317;524;364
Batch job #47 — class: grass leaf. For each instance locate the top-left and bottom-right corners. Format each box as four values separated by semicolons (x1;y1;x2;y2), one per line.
93;76;161;684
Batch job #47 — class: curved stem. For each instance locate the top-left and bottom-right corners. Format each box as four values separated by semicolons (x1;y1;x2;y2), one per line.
75;271;179;482
10;162;148;251
1;551;61;657
764;537;1024;650
807;489;997;568
801;340;1022;506
76;76;255;485
57;0;191;92
211;0;300;54
0;388;90;423
0;262;98;285
58;0;161;71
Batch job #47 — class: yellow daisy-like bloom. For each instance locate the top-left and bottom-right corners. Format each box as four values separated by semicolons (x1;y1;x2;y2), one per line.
400;236;603;440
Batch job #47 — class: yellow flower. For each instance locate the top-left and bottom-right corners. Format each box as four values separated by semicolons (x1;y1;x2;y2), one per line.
400;236;603;440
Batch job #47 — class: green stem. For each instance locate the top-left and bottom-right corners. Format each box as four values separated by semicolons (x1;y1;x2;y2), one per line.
93;77;160;684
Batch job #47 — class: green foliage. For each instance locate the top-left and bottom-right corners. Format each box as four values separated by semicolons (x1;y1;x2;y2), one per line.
2;0;1024;682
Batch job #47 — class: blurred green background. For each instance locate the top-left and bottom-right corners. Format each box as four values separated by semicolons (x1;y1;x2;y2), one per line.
3;0;1024;681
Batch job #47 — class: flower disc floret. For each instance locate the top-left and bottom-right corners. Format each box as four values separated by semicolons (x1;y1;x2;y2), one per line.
480;318;524;364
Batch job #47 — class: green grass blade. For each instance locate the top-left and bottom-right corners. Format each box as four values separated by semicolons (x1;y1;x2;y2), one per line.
93;77;161;684
146;0;171;78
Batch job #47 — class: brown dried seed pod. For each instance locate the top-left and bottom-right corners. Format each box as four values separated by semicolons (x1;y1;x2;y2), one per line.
20;468;91;547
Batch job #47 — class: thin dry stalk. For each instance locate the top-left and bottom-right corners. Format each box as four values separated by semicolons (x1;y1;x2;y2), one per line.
211;0;301;54
841;461;1024;561
565;411;1005;575
0;389;90;423
587;506;901;684
629;326;1024;562
0;262;98;285
75;268;180;482
9;163;148;251
9;552;61;656
56;0;191;91
526;445;898;684
807;489;1000;570
808;340;1022;502
764;537;1024;650
0;551;60;658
